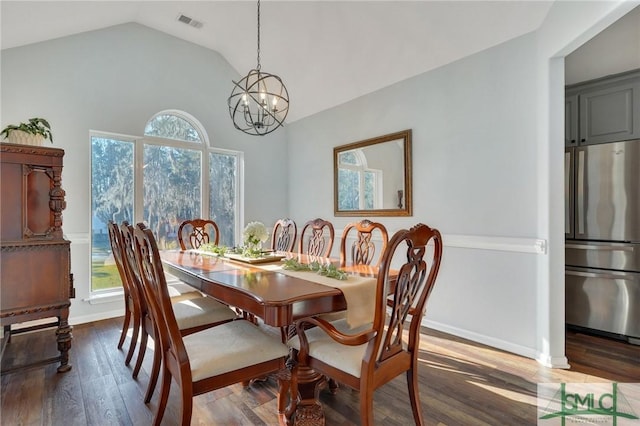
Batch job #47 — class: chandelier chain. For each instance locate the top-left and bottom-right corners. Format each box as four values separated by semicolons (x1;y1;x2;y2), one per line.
256;0;261;70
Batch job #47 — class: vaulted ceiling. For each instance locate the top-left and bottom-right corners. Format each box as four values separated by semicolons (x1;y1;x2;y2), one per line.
1;1;554;122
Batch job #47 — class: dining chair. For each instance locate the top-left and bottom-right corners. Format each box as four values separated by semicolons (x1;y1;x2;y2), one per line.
288;223;443;425
271;218;297;252
119;222;238;404
339;219;389;267
320;219;390;358
177;218;220;250
110;220;203;368
107;221;139;366
298;218;335;258
132;225;290;426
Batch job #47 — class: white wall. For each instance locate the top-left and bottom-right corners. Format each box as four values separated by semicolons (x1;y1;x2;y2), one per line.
1;23;289;323
288;32;542;357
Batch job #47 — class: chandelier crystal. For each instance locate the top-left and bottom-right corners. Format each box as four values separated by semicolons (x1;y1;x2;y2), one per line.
228;0;289;136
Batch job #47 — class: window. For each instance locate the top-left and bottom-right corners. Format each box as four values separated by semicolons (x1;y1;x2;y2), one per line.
337;149;382;210
91;136;134;292
90;111;243;293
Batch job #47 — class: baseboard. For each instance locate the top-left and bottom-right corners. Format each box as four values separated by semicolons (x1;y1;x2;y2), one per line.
536;353;570;369
69;308;124;326
423;319;539;361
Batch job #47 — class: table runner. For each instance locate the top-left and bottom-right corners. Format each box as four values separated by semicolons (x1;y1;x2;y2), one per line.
258;263;377;327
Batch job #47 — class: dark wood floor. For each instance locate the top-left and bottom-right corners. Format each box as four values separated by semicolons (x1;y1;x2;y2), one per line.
1;317;638;425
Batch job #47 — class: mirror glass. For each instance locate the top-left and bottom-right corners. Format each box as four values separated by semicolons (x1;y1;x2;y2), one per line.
334;129;412;217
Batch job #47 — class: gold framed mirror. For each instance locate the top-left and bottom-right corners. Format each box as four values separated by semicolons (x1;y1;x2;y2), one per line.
334;129;412;217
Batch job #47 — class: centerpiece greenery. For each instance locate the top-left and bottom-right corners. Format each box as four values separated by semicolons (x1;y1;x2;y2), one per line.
199;243;228;256
282;258;348;280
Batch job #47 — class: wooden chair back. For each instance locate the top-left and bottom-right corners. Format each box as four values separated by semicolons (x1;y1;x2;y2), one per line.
339;219;389;267
298;218;335;258
271;218;297;252
107;221;138;360
371;223;442;372
107;221;131;306
119;221;161;402
177;219;220;250
120;222;149;320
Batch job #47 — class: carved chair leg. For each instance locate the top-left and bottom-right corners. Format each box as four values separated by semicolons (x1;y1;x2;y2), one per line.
117;307;131;350
133;328;148;379
153;367;172;426
180;386;193;426
407;366;425;426
359;386;375;426
124;313;140;366
144;340;161;403
275;366;292;417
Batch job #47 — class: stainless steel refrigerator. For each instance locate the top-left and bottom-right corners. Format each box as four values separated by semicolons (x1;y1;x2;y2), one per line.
565;139;640;344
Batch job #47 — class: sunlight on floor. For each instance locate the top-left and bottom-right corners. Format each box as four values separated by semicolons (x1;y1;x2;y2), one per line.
467;380;538;406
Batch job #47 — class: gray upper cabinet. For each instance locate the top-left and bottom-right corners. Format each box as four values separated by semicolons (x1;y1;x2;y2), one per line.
566;69;640;146
565;94;579;146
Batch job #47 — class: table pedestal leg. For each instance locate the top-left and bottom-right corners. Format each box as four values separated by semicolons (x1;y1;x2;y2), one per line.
285;364;326;426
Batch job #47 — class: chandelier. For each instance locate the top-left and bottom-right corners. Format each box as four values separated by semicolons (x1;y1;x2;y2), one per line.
228;0;289;136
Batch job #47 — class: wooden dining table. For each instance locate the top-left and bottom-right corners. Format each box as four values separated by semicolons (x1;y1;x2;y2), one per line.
160;249;381;425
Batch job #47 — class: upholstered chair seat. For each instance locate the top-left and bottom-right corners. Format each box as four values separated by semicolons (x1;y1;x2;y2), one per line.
166;279;204;302
173;297;240;330
185;320;290;382
288;318;372;378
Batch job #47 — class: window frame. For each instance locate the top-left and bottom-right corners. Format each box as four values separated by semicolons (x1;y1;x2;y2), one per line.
337;148;383;210
89;111;244;296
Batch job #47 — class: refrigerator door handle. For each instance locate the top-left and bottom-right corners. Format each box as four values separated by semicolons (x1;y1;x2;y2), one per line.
566;269;637;280
565;243;634;252
564;149;573;238
576;149;585;235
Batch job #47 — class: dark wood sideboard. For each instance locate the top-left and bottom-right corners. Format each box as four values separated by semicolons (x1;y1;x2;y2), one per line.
0;142;74;374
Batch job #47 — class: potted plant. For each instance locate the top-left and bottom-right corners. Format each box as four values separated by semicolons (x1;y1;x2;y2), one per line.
1;117;53;145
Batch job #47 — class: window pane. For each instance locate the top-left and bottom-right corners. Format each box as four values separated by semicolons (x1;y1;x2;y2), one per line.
144;114;202;142
210;152;237;247
144;145;201;249
91;137;134;292
364;170;376;209
338;168;360;210
338;150;359;165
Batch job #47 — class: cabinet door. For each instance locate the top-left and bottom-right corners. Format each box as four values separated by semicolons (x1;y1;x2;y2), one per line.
579;80;640;145
565;94;579;146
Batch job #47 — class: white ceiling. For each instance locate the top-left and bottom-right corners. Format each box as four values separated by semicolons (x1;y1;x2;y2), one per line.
1;1;554;122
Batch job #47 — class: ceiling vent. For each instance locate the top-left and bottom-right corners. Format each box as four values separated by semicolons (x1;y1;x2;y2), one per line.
177;14;203;29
